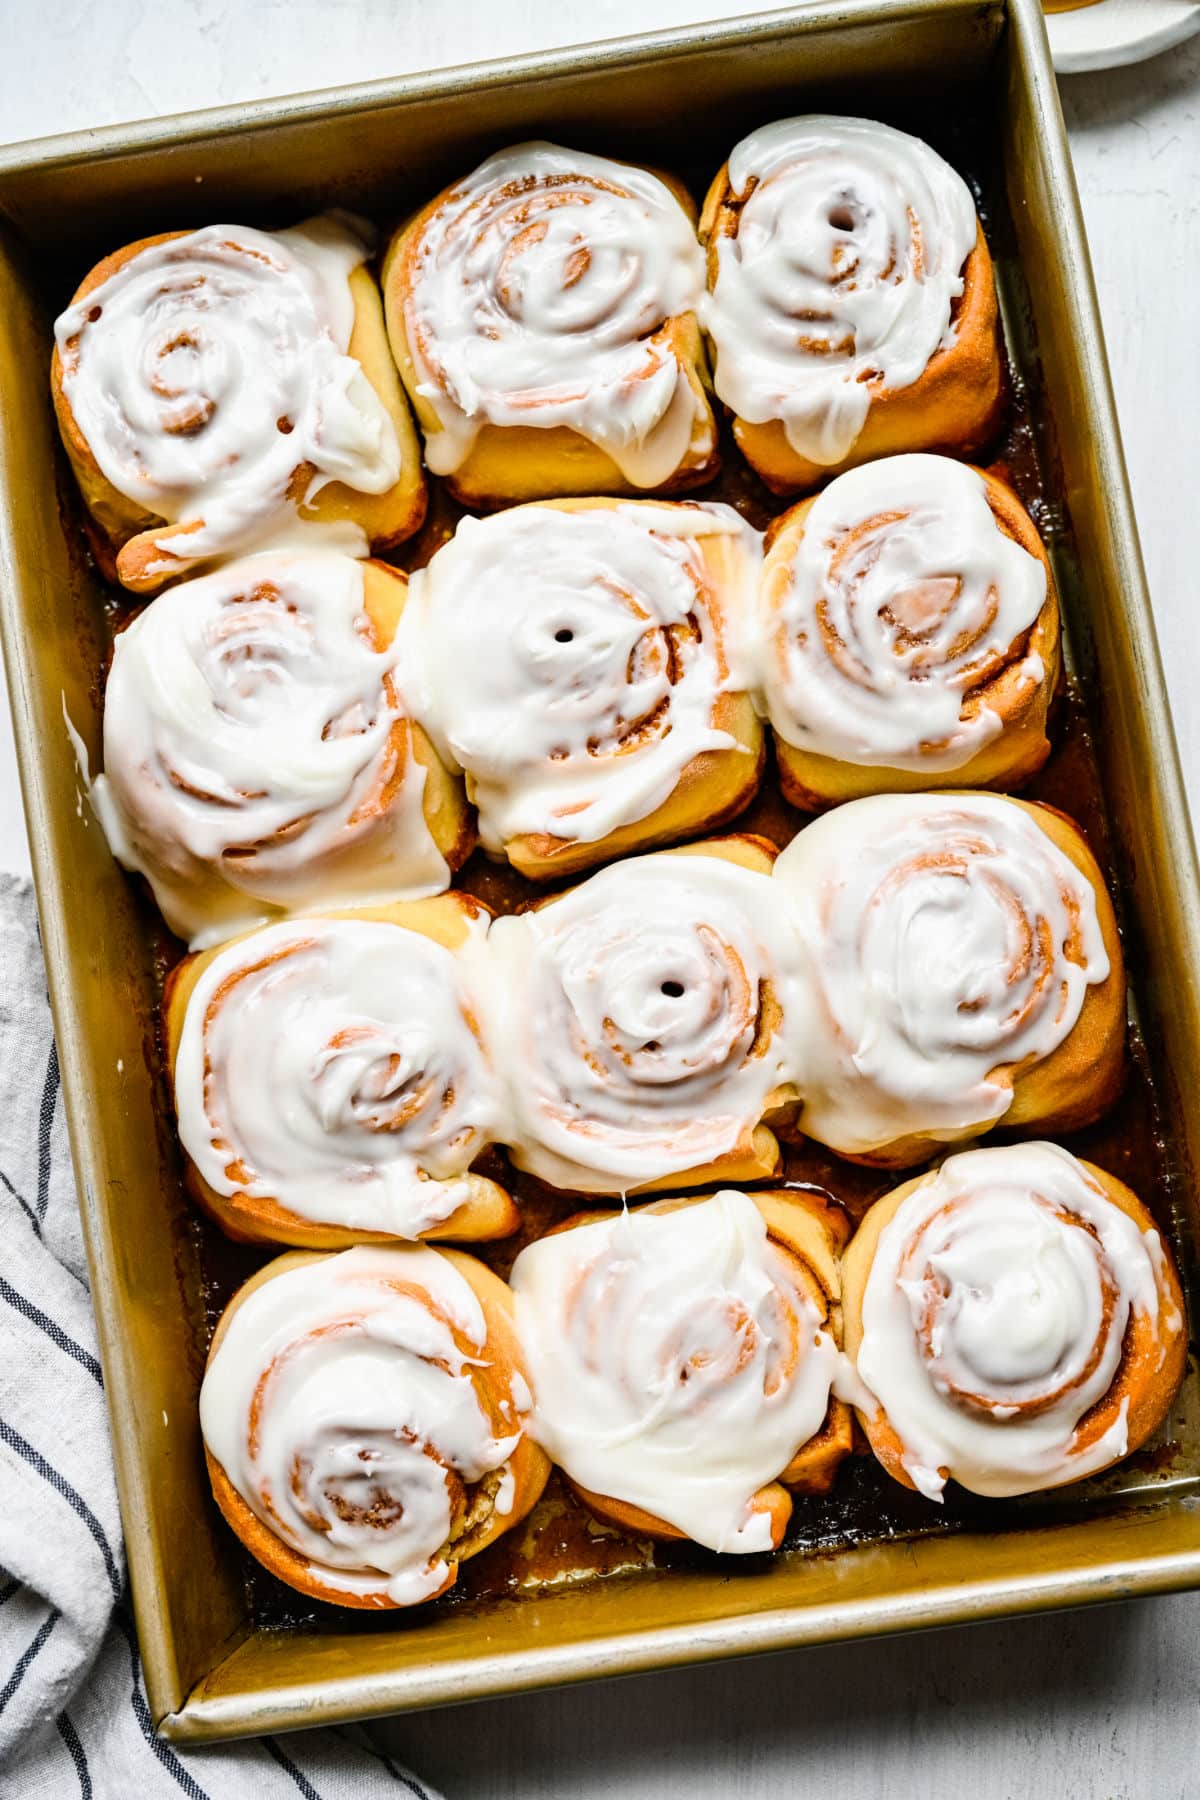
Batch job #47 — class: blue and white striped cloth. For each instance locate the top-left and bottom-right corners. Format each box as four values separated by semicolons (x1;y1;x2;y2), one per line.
0;877;441;1799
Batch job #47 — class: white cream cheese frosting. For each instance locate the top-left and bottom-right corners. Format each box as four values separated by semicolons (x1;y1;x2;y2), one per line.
399;500;760;853
773;794;1110;1155
511;1190;839;1551
92;549;448;947
760;456;1047;770
174;914;501;1237
199;1245;523;1605
703;117;979;466
854;1142;1170;1500
55;215;401;564
401;142;709;485
486;849;805;1192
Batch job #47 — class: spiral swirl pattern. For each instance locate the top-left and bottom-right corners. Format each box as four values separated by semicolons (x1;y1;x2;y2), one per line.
856;1143;1175;1499
401;143;707;485
401;501;757;854
488;850;804;1192
200;1246;528;1605
703;117;979;466
174;916;501;1238
92;550;448;946
511;1190;839;1550
774;794;1111;1156
761;457;1048;770
54;217;401;563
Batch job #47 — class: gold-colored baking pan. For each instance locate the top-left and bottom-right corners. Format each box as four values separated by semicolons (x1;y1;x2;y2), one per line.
1;0;1198;1744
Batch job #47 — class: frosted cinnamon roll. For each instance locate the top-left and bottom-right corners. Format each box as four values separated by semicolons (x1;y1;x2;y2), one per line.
400;498;763;878
383;143;718;507
513;1188;853;1550
774;794;1124;1164
759;457;1059;807
91;550;471;947
842;1143;1186;1500
52;216;425;592
487;839;805;1194
700;118;1003;493
165;895;517;1247
200;1244;549;1608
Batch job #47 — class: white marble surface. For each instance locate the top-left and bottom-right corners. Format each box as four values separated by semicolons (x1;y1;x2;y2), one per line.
1;5;1198;1796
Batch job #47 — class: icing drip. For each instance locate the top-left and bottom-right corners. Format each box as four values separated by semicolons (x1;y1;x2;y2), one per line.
92;550;448;947
487;850;805;1192
175;916;501;1237
774;794;1110;1154
855;1142;1170;1499
512;1190;839;1551
760;456;1047;770
55;216;401;563
703;117;979;465
199;1245;523;1605
399;501;759;852
403;142;708;485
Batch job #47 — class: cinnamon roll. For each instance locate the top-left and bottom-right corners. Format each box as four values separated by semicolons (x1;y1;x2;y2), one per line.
165;895;518;1247
399;498;763;878
487;839;805;1195
200;1244;549;1607
511;1187;854;1550
774;794;1124;1164
91;549;472;947
841;1142;1187;1500
52;216;425;592
382;143;718;507
700;118;1003;493
758;457;1059;807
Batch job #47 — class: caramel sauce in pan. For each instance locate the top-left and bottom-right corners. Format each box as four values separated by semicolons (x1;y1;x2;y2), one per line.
94;128;1193;1637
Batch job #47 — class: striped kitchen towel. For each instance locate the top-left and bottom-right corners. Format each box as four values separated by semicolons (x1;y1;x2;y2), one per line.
0;876;441;1800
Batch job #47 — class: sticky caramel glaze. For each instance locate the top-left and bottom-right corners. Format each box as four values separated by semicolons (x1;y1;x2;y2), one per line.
93;150;1182;1633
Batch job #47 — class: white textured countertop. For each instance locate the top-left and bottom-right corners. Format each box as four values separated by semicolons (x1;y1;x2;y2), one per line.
2;5;1198;1796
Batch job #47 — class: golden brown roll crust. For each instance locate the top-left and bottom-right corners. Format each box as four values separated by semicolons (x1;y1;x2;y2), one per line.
407;494;764;881
505;496;764;878
850;802;1125;1167
700;150;1004;494
507;834;799;1195
96;555;473;947
509;708;765;881
549;1188;854;1544
779;795;1126;1170
360;561;476;877
840;1154;1187;1498
164;893;517;1248
203;1247;550;1608
382;153;719;508
762;467;1061;809
996;800;1126;1138
52;230;426;593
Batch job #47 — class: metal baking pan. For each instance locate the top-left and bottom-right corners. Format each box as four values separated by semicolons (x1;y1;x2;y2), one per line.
2;0;1199;1744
